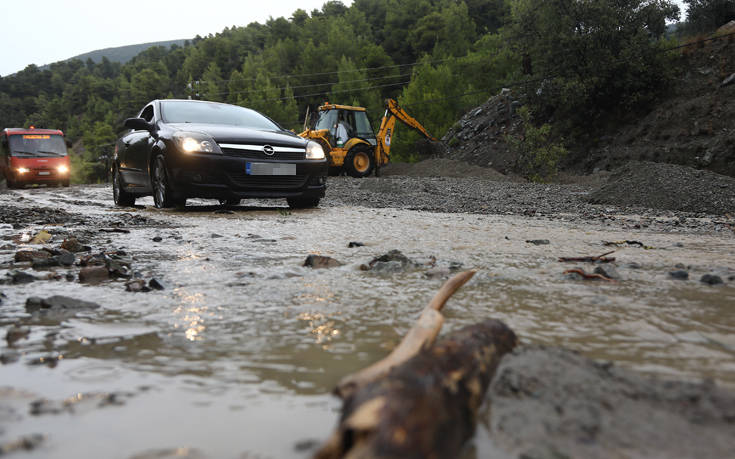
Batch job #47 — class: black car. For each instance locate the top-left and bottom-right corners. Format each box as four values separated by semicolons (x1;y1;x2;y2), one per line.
113;99;328;208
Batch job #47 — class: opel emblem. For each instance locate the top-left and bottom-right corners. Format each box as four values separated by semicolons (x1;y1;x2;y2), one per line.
263;145;275;156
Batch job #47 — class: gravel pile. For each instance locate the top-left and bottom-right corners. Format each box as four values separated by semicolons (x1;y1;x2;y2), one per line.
380;158;519;181
587;161;735;214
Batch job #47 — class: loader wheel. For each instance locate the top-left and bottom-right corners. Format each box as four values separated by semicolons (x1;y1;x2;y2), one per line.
344;146;374;178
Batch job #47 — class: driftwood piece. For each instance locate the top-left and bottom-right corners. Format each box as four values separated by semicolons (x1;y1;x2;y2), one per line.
335;270;476;400
315;319;518;459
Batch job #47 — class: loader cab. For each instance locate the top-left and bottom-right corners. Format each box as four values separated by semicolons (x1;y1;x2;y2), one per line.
313;104;377;148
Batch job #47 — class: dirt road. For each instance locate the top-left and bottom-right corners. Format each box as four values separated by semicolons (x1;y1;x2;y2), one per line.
1;181;734;458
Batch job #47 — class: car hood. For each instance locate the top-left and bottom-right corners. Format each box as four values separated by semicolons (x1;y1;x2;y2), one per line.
166;123;306;147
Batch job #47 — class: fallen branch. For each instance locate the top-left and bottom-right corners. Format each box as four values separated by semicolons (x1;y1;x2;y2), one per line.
335;270;476;400
317;271;518;458
317;319;517;459
559;250;616;263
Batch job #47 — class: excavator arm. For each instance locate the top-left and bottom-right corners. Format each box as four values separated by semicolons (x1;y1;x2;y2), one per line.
375;99;436;173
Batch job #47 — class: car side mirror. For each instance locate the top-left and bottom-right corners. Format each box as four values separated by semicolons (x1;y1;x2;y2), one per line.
124;117;153;131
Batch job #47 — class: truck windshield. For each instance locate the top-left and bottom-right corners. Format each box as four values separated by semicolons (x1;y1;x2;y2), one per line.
314;110;338;132
9;134;67;157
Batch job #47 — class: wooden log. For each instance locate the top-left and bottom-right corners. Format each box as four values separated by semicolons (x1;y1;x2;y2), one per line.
335;270;476;400
316;319;517;459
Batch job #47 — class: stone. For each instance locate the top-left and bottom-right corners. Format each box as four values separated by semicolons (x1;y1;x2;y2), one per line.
700;274;723;285
152;236;163;242
60;237;89;253
125;280;150;292
669;270;689;280
57;250;75;266
371;260;404;273
25;295;100;314
31;257;60;269
594;265;621;280
15;250;50;262
348;241;365;248
368;250;416;270
10;271;36;284
79;266;109;283
6;325;30;345
148;278;165;290
526;239;550;245
303;255;342;269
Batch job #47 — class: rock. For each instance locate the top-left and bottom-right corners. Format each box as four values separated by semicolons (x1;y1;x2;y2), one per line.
594;265;621;280
15;250;51;262
303;254;342;269
526;239;550;245
106;257;132;278
10;271;36;284
626;262;642;269
563;271;585;281
424;266;451;279
367;250;417;271
125;279;150;292
700;274;724;285
25;295;100;314
721;73;735;87
57;250;75;266
148;278;165;290
669;270;689;280
0;351;20;364
29;230;52;244
348;241;365;248
211;233;224;238
370;260;404;273
31;257;60;269
0;433;45;454
79;266;109;283
6;325;30;345
152;236;163;242
60;237;90;253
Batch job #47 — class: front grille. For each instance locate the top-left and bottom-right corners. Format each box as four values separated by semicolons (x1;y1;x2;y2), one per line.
221;147;305;161
227;173;308;189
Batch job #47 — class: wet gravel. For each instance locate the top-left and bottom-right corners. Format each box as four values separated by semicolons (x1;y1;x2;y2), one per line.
324;173;735;234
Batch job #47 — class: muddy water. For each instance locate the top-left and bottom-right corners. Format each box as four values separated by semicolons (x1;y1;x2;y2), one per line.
1;185;734;458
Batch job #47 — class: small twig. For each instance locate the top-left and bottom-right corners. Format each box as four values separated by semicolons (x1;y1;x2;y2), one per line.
559;250;616;263
563;268;616;282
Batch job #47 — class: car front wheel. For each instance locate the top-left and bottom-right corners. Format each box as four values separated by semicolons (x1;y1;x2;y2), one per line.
113;166;136;207
152;155;179;209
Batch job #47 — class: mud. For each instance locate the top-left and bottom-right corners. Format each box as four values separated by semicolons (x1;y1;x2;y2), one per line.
0;183;734;458
486;345;735;459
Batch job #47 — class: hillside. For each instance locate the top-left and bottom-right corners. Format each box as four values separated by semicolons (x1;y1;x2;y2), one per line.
53;39;188;67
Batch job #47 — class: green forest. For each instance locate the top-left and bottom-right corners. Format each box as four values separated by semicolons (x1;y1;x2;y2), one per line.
1;0;732;183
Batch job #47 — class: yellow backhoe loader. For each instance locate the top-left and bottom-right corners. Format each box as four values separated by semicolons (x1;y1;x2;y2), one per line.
298;99;436;177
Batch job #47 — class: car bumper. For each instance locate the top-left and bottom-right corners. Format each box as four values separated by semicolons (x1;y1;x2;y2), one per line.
166;153;328;200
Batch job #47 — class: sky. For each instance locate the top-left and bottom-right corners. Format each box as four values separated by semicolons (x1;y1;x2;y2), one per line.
0;0;352;76
0;0;688;77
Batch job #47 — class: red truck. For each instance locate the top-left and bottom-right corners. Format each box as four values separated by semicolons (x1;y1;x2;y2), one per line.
1;127;71;188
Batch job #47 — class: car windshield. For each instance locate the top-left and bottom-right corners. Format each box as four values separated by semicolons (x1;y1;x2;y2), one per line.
161;101;280;130
8;134;67;157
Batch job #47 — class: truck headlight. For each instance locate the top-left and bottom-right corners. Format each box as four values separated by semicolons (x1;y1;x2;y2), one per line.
58;165;69;174
17;167;29;174
305;141;325;160
173;132;222;154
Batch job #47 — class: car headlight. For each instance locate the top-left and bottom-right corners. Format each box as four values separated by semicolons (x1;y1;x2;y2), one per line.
17;167;29;174
58;165;69;174
305;141;325;160
173;132;222;154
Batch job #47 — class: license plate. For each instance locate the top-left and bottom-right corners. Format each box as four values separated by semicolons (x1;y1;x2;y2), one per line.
38;171;50;176
246;163;296;176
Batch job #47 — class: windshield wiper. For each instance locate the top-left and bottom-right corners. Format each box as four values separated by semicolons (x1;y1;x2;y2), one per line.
36;150;66;156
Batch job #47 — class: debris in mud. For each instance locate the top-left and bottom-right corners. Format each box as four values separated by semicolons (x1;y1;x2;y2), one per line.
303;255;342;269
525;239;550;245
669;270;689;280
486;345;735;458
125;279;150;292
347;241;364;248
14;250;50;262
30;392;133;416
99;228;130;234
29;230;52;244
602;239;653;249
0;433;45;455
559;250;616;263
700;274;724;285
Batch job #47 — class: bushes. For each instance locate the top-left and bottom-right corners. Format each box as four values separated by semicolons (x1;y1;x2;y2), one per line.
506;107;567;182
685;0;735;33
